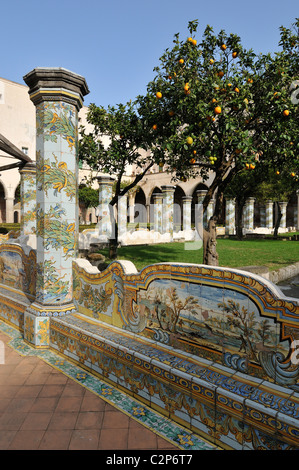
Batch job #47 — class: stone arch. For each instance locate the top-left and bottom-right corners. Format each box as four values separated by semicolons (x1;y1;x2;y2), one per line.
134;187;147;226
191;183;209;225
0;180;6;222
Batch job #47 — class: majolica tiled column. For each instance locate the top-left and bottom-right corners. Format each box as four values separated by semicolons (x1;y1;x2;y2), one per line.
244;197;255;231
118;194;127;237
196;190;207;228
97;176;114;239
225;198;235;235
260;204;266;228
19;162;36;241
279;201;287;230
265;200;273;230
161;185;175;238
23;67;89;347
152;193;163;233
182;196;192;232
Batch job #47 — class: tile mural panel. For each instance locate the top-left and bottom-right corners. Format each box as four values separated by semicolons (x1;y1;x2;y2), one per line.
73;260;299;390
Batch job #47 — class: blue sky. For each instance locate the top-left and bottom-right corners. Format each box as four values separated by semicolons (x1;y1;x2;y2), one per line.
1;0;297;108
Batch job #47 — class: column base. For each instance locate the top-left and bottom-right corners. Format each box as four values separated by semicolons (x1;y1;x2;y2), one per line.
24;301;77;347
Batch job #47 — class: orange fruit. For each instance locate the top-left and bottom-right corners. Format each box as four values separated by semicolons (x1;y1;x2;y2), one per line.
234;87;240;93
214;106;222;114
184;83;190;91
193;150;197;155
250;163;255;169
245;163;250;169
228;83;232;87
190;158;196;164
217;71;224;78
291;172;296;177
283;110;289;116
276;170;280;175
221;44;227;50
209;59;214;64
187;37;193;42
186;136;193;145
184;89;191;95
156;91;162;99
232;51;238;58
179;58;184;64
192;39;197;45
152;124;157;130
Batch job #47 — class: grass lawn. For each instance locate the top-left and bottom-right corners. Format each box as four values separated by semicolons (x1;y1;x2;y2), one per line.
104;238;299;272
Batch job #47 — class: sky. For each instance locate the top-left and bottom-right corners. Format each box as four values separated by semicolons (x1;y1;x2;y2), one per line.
1;0;298;109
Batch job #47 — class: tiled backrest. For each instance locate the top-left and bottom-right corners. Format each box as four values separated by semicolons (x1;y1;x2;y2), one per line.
73;259;299;390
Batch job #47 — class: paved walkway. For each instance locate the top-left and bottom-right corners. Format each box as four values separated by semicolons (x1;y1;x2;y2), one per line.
0;328;179;451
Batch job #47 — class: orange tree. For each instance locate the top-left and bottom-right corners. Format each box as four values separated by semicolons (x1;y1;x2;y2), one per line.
137;19;298;256
79;101;155;257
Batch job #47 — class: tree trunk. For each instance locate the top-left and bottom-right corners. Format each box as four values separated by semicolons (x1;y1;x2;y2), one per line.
108;202;118;259
273;201;282;239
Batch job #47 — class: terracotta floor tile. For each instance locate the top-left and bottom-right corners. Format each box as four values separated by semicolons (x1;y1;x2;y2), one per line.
8;430;45;450
128;426;158;449
98;427;128;450
5;397;36;413
15;384;43;398
75;411;104;429
39;429;72;450
24;372;51;386
0;411;27;430
20;411;53;430
48;411;79;430
102;410;130;429
69;429;100;450
80;391;106;412
62;380;86;397
30;396;59;412
0;384;19;398
45;372;68;385
39;383;65;397
0;430;17;450
56;395;83;412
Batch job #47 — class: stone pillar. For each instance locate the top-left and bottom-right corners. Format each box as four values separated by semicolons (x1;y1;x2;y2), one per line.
207;198;215;223
96;176;114;239
161;185;175;238
265;200;273;230
279;201;288;230
118;194;127;238
196;190;207;228
225;198;235;235
19;162;36;243
5;197;14;223
182;196;192;232
153;193;163;233
128;193;135;224
296;190;299;231
244;197;255;231
260;204;266;228
23;67;89;347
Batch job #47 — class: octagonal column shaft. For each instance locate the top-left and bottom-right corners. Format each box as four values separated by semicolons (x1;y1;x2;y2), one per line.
19;162;36;242
23;67;89;347
96;176;114;239
161;185;175;238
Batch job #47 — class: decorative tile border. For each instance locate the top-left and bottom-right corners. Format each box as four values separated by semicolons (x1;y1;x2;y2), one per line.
0;319;217;451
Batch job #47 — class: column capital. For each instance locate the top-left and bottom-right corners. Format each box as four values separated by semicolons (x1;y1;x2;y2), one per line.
161;185;176;192
23;67;89;110
96;176;115;185
19;161;36;174
182;196;193;202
